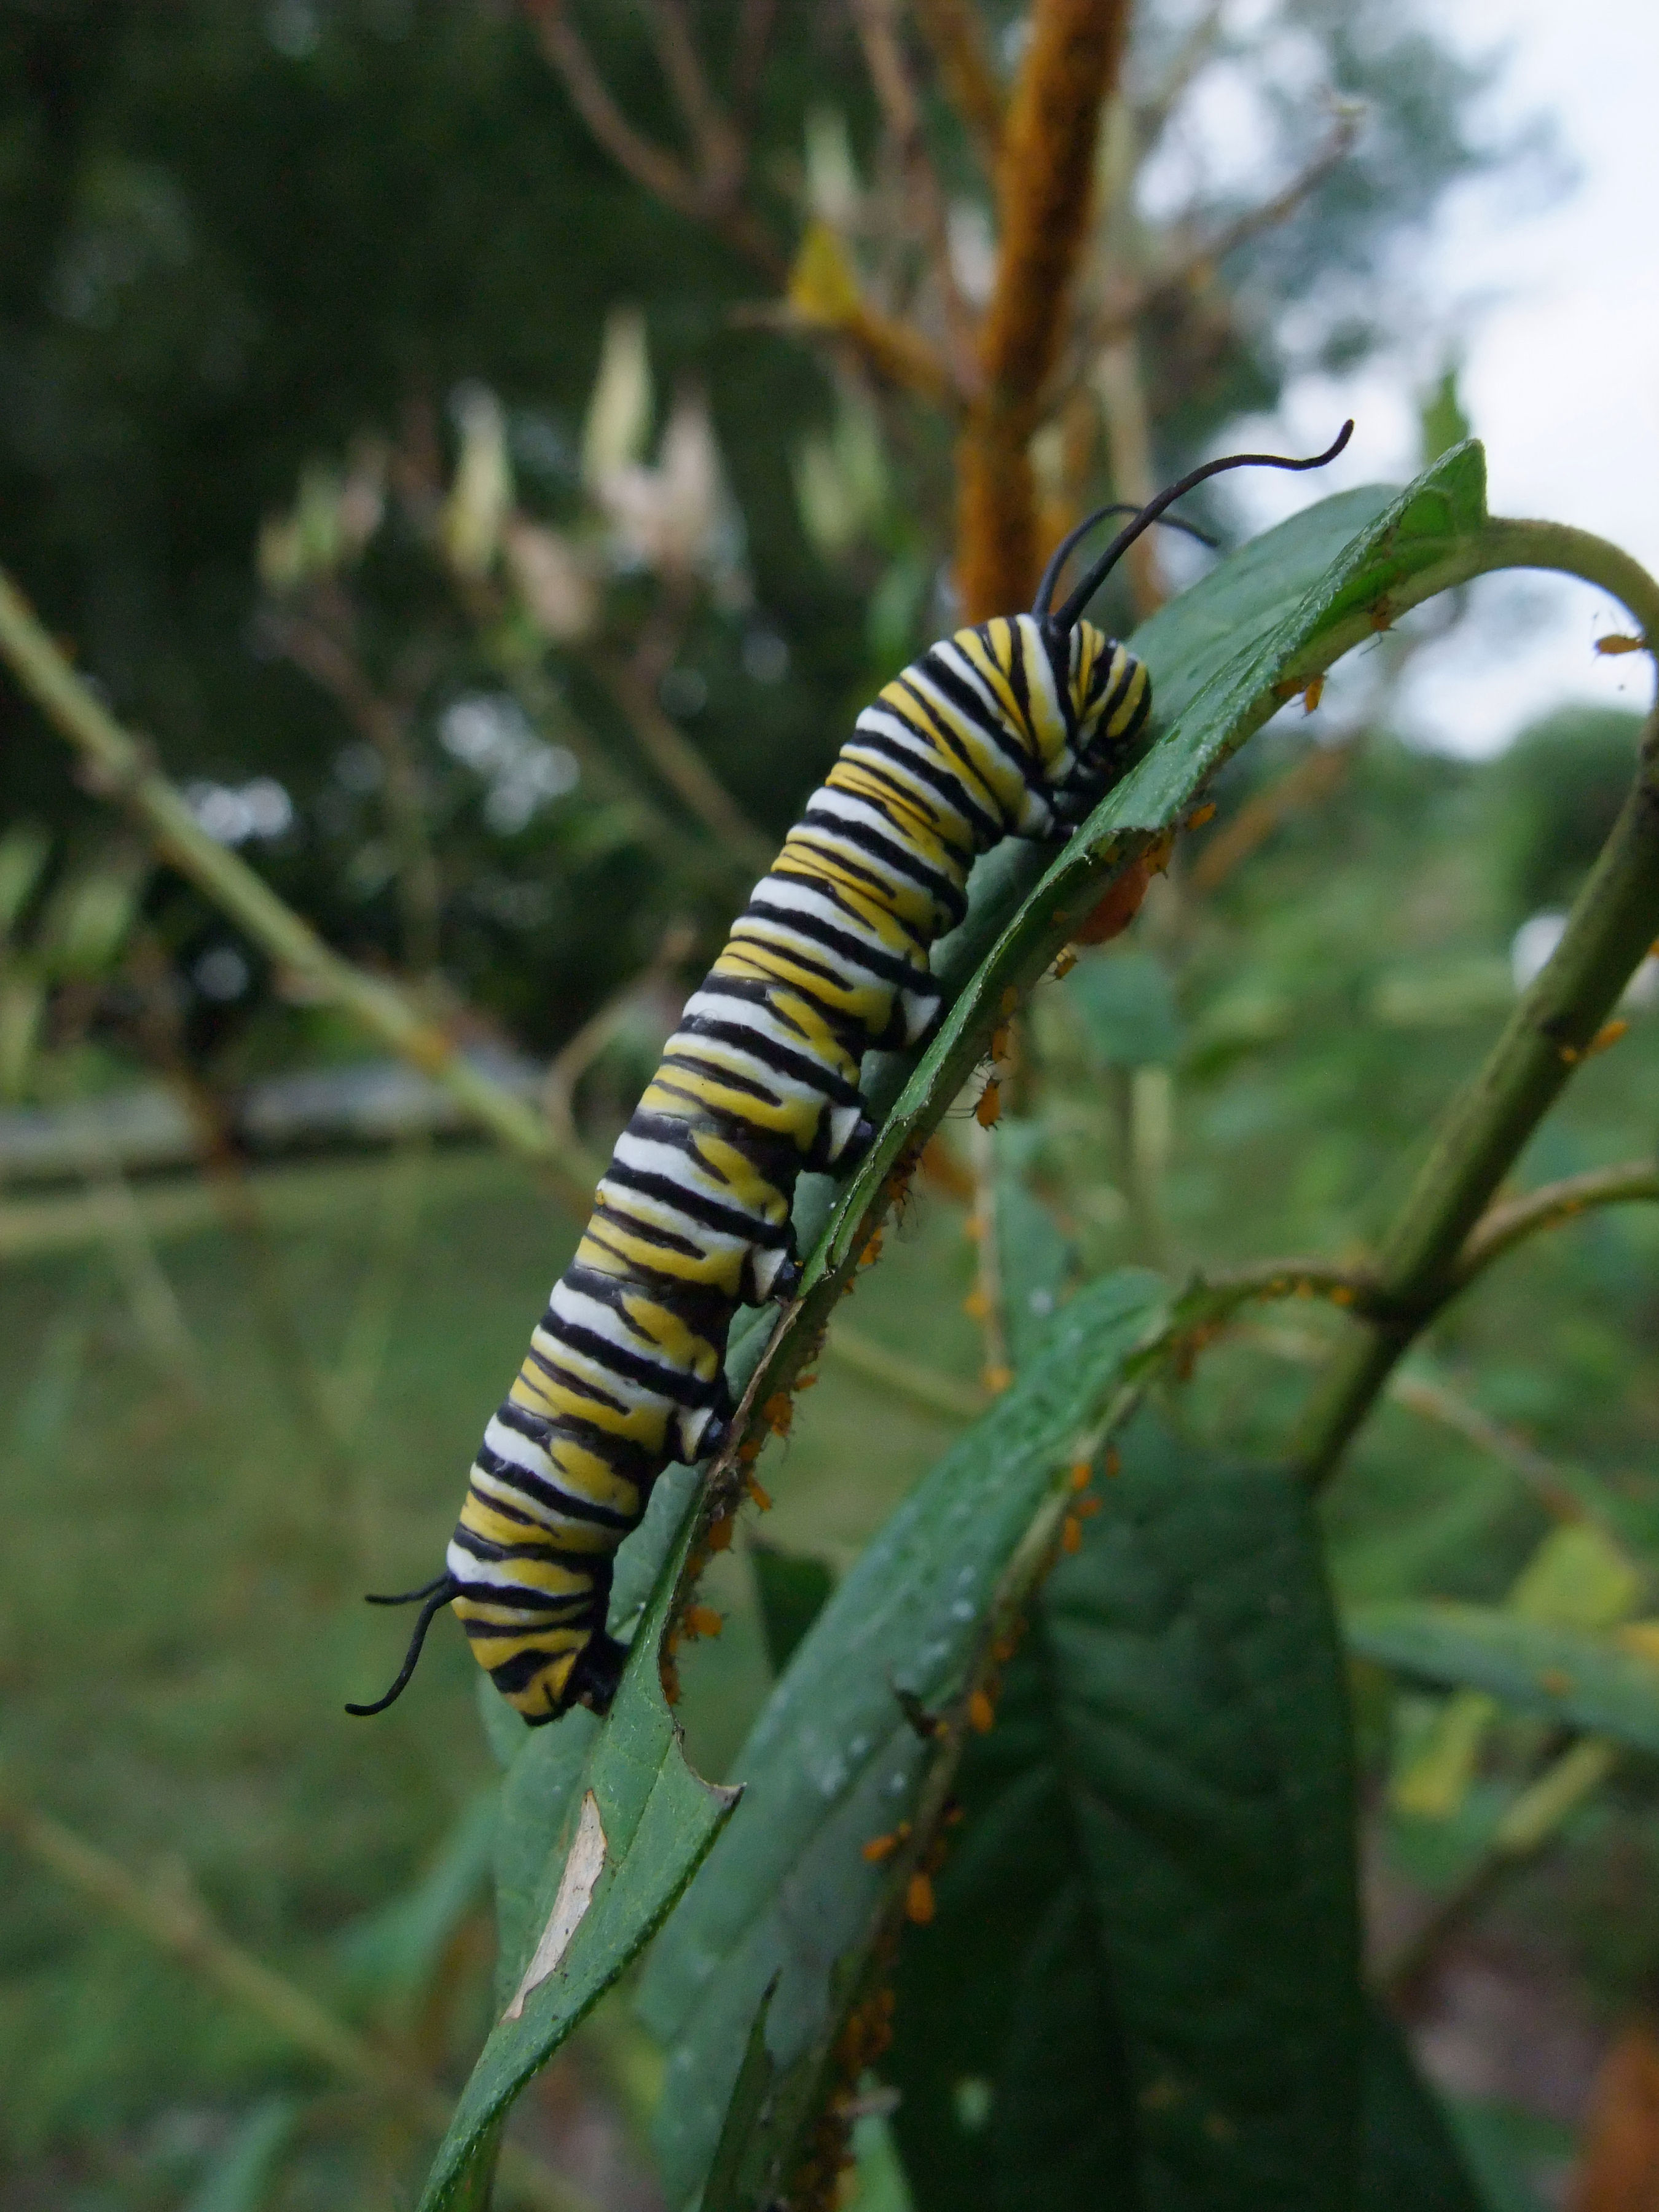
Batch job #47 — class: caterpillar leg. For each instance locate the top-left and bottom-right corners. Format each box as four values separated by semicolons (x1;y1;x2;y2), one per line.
562;1628;629;1717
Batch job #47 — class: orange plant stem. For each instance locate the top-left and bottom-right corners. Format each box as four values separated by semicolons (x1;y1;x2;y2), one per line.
956;0;1132;621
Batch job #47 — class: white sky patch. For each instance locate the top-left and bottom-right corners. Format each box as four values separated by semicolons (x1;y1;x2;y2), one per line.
1204;0;1659;754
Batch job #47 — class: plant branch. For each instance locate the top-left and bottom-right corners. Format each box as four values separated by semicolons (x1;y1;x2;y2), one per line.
822;1319;987;1421
911;0;1005;175
0;568;600;1209
1294;618;1659;1488
848;0;980;391
597;655;775;873
262;597;443;975
522;0;785;281
957;0;1133;619
1093;114;1359;351
1451;1159;1659;1293
1379;1738;1618;2007
1132;0;1226;149
1249;1322;1616;1532
0;1778;589;2212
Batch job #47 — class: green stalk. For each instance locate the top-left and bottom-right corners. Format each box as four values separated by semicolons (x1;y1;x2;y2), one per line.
1293;540;1659;1486
0;568;601;1213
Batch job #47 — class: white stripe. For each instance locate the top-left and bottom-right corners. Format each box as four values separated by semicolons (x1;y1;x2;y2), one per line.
610;1130;783;1222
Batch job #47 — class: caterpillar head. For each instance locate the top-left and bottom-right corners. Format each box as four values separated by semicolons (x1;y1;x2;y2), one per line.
1029;419;1355;812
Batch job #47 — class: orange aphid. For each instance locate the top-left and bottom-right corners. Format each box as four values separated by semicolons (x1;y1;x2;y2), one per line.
684;1605;724;1641
968;1689;996;1734
1302;674;1325;714
982;1363;1013;1395
975;1079;1002;1128
1595;632;1645;655
962;1287;991;1320
1077;1495;1102;1520
861;1820;911;1864
745;1473;773;1512
989;1024;1011;1061
1000;986;1018;1016
1104;1446;1121;1478
1069;1459;1092;1491
905;1872;936;1925
705;1516;734;1553
1186;802;1217;830
1062;1515;1083;1554
762;1390;795;1437
1051;946;1079;981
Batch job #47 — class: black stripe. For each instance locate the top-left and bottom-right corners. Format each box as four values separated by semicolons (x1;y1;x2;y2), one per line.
521;1339;632;1418
487;1639;597;1692
745;893;921;992
785;818;915;906
1041;622;1077;738
493;1395;659;1488
1096;651;1135;734
798;805;967;924
591;1195;707;1260
547;1316;719;1408
890;672;1019;818
686;975;866;1061
845;728;1002;847
826;753;962;853
459;1596;591;1633
452;1524;600;1573
575;1222;740;1321
677;1011;865;1105
473;1453;638;1531
658;1048;783;1110
913;649;1031;779
564;1259;732;1345
622;1105;804;1193
1000;621;1037;739
603;1161;785;1247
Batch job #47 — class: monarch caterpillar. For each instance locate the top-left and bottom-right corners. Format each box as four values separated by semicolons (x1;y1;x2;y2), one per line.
348;422;1353;1726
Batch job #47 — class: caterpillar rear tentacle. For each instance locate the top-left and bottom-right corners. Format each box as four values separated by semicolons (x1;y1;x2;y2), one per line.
347;425;1353;1728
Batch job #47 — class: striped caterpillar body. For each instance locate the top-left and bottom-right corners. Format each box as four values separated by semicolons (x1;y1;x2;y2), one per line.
348;426;1352;1727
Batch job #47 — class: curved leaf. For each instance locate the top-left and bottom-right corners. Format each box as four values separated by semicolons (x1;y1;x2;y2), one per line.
417;1511;738;2211
1347;1601;1659;1754
885;1412;1359;2212
638;1271;1172;2210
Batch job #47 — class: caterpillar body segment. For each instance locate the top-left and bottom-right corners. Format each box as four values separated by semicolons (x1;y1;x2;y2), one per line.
428;614;1147;1723
342;425;1353;1728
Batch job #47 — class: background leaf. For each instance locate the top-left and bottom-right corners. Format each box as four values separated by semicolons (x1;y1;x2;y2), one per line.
1349;1602;1659;1754
884;1410;1360;2212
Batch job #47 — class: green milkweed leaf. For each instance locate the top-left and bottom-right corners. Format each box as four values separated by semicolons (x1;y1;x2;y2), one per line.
883;1411;1360;2212
638;1272;1172;2211
416;1512;737;2211
1347;1601;1659;1754
1359;2001;1489;2212
423;446;1493;2206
